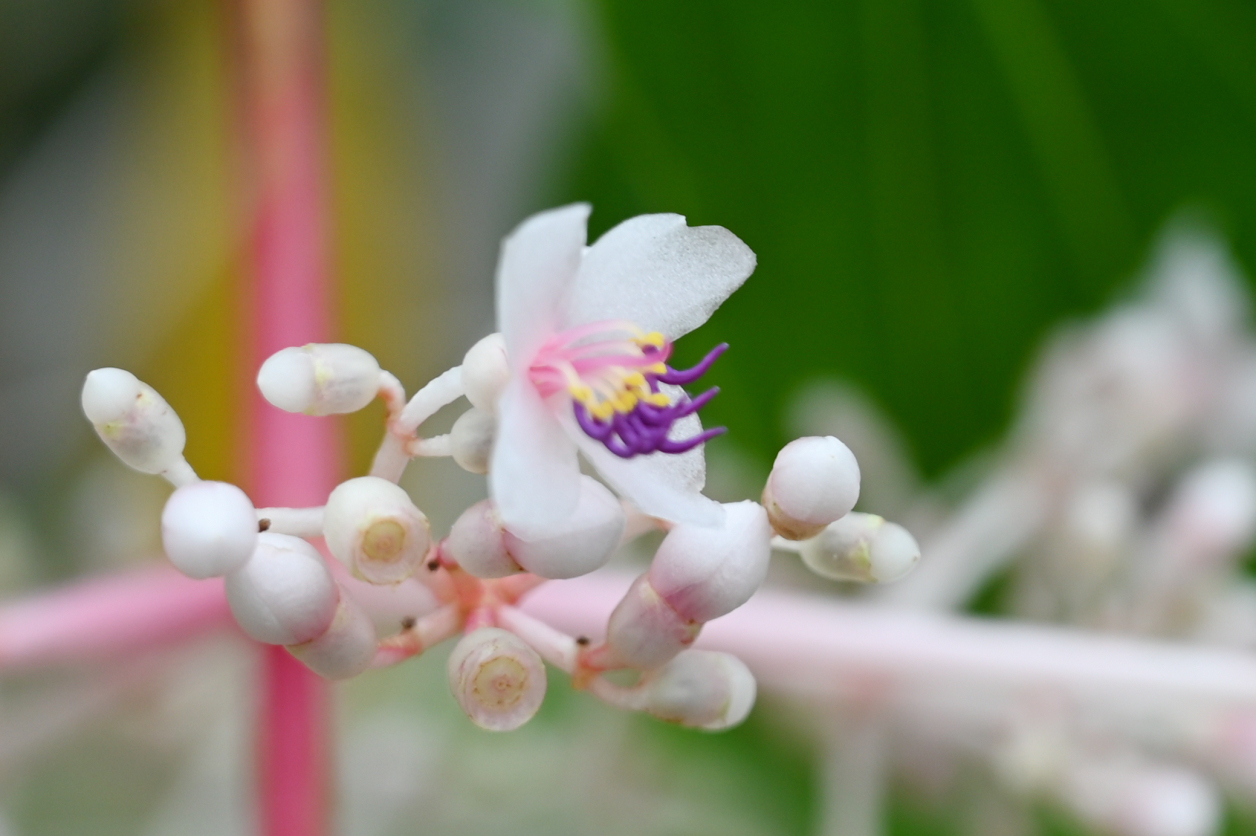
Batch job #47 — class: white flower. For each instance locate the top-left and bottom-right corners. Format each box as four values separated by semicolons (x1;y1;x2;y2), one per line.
487;204;756;537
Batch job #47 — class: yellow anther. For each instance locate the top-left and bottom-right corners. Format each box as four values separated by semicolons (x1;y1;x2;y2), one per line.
646;363;668;375
634;332;666;349
590;402;615;421
646;392;671;407
568;383;594;404
623;371;647;388
613;392;639;413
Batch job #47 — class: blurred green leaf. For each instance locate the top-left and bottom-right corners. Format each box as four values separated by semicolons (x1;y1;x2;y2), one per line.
557;0;1256;476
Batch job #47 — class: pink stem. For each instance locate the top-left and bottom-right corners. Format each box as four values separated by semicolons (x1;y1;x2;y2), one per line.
522;572;1256;709
235;0;337;833
0;566;231;670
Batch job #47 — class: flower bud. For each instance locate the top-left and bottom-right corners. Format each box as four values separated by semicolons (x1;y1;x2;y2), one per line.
324;476;431;584
462;333;510;414
644;650;757;730
288;589;377;680
333;569;440;639
82;368;186;474
447;627;546;731
647;501;772;623
225;533;338;645
606;574;701;670
763;436;861;539
502;477;626;579
1059;760;1219;836
1166;459;1256;561
450;408;496;474
799;512;920;583
445;500;521;578
161;481;258;579
256;343;381;416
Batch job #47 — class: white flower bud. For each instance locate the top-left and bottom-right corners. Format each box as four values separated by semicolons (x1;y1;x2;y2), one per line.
256;343;381;416
647;501;772;623
644;650;757;730
763;436;861;540
447;627;546;731
1166;459;1256;560
288;589;377;680
501;477;626;579
606;574;701;670
462;333;510;414
161;481;258;579
450;408;496;474
445;500;521;579
225;533;338;645
323;476;431;584
1059;761;1219;836
82;368;186;474
334;570;440;639
799;512;920;583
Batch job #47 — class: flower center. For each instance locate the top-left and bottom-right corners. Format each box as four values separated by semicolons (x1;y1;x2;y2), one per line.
529;320;727;458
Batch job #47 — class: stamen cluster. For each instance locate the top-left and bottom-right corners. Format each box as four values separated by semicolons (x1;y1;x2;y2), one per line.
530;321;728;459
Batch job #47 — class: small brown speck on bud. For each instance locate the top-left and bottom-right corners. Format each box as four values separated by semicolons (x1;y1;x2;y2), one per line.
575;636;590;646
427;559;440;571
400;616;416;630
258;518;271;532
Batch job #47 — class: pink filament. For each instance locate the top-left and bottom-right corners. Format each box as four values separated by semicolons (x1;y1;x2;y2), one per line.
529;320;674;398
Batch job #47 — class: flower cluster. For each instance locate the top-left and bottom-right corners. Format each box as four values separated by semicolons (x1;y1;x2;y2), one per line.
82;205;920;731
793;222;1256;836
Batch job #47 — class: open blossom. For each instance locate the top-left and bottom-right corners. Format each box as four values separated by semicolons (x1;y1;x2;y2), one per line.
487;204;757;537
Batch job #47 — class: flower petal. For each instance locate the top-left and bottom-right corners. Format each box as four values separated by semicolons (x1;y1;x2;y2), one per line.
559;402;725;528
489;377;583;538
497;203;591;367
563;214;756;340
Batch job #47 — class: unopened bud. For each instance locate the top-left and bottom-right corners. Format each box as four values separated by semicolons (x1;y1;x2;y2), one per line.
161;481;257;579
1166;459;1256;560
647;501;772;622
82;368;186;474
763;436;861;540
462;333;510;414
450;408;496;474
225;533;338;645
644;650;757;730
333;569;440;639
799;512;920;583
502;477;625;579
256;343;381;416
445;500;521;579
289;589;377;680
1059;761;1219;836
447;627;546;731
324;476;431;584
606;574;701;670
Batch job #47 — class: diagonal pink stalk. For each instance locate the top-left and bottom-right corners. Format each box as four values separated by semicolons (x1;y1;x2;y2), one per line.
522;572;1256;708
235;0;338;833
0;566;231;670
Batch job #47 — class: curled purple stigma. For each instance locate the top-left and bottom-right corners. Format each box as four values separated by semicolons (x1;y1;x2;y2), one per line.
572;343;730;459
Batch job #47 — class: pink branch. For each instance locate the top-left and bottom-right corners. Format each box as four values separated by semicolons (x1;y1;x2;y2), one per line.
522;572;1256;710
0;566;231;670
235;0;337;833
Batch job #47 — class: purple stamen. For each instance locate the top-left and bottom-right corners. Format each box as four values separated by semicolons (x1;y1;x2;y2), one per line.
658;426;728;455
655;343;728;386
574;404;613;440
570;342;729;459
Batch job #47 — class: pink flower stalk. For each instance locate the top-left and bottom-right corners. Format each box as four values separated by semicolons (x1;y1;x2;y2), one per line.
235;0;337;832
